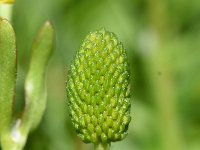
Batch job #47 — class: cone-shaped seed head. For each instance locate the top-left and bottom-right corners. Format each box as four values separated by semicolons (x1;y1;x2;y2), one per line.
67;28;131;144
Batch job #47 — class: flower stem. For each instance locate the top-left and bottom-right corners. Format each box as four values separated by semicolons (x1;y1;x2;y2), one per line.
94;143;110;150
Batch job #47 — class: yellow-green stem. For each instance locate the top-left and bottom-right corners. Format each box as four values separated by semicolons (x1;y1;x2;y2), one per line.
146;0;183;150
94;143;110;150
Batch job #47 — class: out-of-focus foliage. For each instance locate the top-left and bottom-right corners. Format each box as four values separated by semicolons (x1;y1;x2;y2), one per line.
1;0;199;150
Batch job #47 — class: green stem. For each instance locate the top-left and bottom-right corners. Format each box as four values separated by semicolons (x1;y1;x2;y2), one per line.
94;143;110;150
0;3;13;21
145;0;183;150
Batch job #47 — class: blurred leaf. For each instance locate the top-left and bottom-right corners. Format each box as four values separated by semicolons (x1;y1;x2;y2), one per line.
22;21;55;132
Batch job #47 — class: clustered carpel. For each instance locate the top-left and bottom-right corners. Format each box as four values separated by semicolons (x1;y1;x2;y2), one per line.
67;28;131;144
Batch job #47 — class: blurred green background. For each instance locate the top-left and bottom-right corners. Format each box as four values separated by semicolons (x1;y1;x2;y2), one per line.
2;0;200;149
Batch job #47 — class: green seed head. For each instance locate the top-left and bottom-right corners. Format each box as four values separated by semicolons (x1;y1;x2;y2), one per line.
67;28;131;144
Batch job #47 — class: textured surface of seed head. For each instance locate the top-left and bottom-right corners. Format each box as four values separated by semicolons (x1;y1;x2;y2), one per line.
67;28;131;143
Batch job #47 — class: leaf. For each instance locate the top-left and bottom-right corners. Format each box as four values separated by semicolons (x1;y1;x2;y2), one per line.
0;18;16;137
22;21;55;132
0;21;55;150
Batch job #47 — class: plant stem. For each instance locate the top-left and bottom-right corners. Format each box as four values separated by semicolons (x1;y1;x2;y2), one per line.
0;3;13;21
94;143;110;150
145;0;183;150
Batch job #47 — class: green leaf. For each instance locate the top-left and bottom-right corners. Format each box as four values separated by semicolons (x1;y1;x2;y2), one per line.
0;21;55;150
0;18;16;136
22;21;55;132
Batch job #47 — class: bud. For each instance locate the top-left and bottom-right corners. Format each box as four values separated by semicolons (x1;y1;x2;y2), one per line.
67;28;131;144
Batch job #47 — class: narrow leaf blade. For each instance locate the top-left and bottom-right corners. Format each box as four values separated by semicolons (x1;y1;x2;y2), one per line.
23;21;55;131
